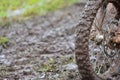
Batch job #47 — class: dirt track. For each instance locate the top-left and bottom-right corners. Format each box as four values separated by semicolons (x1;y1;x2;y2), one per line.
0;1;120;80
0;3;85;80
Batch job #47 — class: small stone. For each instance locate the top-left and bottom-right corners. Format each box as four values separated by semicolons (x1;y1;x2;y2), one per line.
64;63;77;71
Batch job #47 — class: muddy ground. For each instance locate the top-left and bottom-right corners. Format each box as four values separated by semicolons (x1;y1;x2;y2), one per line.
0;1;119;80
0;2;86;80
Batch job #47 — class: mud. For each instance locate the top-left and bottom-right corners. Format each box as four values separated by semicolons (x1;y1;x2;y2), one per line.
0;2;119;80
0;3;85;80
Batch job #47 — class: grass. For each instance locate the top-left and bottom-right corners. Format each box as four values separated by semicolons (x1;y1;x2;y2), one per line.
0;37;8;45
0;0;78;23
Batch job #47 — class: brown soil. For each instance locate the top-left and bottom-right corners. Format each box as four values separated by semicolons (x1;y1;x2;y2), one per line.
0;3;85;80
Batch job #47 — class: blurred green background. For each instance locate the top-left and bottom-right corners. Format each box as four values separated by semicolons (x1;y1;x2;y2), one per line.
0;0;78;19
